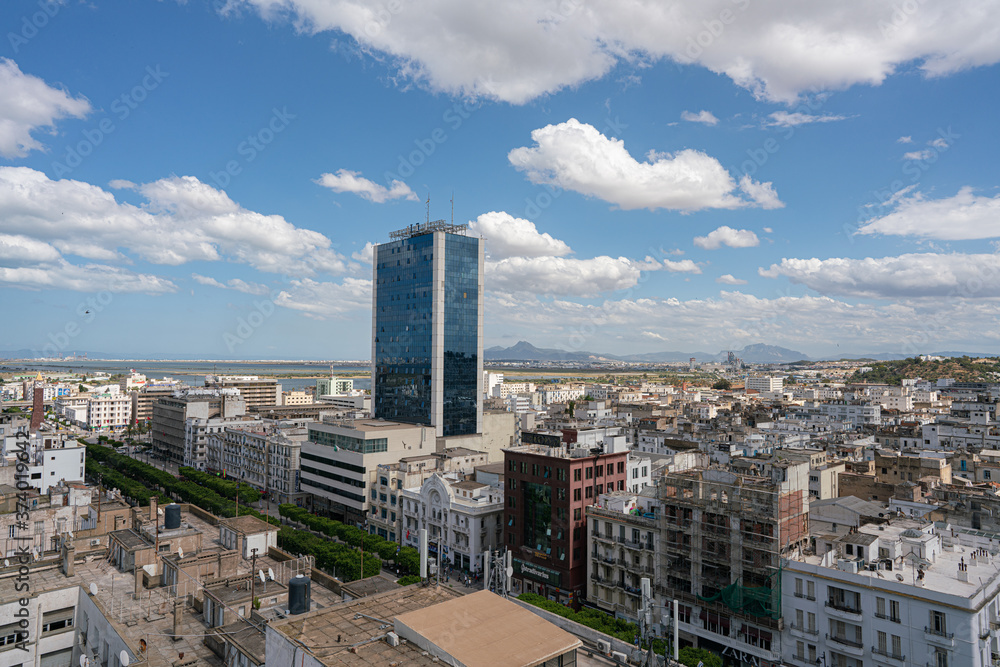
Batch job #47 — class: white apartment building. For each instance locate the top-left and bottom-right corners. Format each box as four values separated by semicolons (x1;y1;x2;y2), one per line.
183;413;261;471
538;385;585;405
207;421;309;505
810;402;882;428
492;381;536;399
85;387;131;431
626;454;651;493
368;448;488;542
316;376;354;396
747;375;784;394
400;472;503;572
783;520;1000;667
2;432;86;495
483;372;503;399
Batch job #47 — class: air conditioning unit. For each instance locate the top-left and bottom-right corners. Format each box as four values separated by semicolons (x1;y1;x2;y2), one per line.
596;639;611;654
611;651;628;663
91;539;101;547
386;632;400;647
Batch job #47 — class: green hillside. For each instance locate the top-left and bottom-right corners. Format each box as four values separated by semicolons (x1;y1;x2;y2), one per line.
849;357;1000;385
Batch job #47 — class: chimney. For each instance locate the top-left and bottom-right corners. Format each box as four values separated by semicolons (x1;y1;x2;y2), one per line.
150;497;158;522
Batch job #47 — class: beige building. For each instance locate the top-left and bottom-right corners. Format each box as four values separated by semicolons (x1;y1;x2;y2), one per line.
874;451;952;485
300;419;434;526
205;375;280;409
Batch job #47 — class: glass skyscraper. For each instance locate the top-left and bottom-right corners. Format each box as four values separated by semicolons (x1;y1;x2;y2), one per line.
371;220;483;437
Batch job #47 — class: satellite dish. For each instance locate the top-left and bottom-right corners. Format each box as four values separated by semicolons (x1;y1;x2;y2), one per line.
268;568;275;581
506;566;514;578
158;508;164;515
895;574;904;582
68;531;74;539
259;570;266;584
120;651;130;666
3;559;8;567
89;583;98;596
177;547;184;559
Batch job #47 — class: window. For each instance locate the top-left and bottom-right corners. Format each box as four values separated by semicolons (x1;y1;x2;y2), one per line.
606;463;613;476
877;630;887;654
934;648;949;667
585;467;593;479
930;610;947;635
556;488;566;500
807;612;815;633
794;578;803;597
509;478;517;489
806;580;815;600
795;641;804;660
876;597;885;617
891;634;901;657
795;609;803;629
573;488;581;501
986;470;992;480
574;508;581;520
617;461;625;474
585;486;593;498
618;480;625;491
573;468;581;481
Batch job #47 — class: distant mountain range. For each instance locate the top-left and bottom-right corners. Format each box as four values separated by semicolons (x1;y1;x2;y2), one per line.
483;341;998;364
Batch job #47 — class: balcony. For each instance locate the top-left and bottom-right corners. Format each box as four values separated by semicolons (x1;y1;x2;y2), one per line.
824;600;862;621
872;647;906;665
826;633;864;656
792;591;816;602
874;612;901;623
789;624;818;639
593;532;615;544
924;626;955;647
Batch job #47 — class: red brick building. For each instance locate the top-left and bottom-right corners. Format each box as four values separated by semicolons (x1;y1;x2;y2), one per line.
503;443;629;606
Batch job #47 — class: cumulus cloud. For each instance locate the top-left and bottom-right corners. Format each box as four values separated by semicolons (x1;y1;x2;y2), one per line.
274;277;372;318
315;169;418;203
0;259;176;293
0;59;90;158
468;211;571;259
508;119;781;211
897;136;913;143
661;259;702;274
717;274;748;285
693;226;760;250
903;150;932;160
486;255;654;297
760;252;1000;298
767;111;848;127
351;241;375;263
227;0;1000;104
192;273;270;295
856;187;1000;240
681;110;719;125
0;167;347;277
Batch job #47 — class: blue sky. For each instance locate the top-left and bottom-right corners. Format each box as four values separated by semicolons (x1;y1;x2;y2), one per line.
3;0;1000;360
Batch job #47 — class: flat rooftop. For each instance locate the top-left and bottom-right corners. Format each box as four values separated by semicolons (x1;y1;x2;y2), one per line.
269;584;462;666
395;590;582;667
220;514;276;535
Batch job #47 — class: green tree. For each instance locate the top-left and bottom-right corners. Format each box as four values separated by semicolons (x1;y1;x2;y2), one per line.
712;379;731;390
679;647;722;667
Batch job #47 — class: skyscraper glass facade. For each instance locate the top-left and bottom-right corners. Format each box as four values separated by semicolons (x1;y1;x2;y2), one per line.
373;226;481;436
373;233;434;426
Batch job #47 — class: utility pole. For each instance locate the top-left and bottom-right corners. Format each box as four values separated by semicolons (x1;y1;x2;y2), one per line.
250;547;258;607
97;473;102;532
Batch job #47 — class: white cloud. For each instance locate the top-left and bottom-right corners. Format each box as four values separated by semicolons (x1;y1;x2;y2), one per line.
641;331;668;341
0;234;62;264
767;111;848;127
897;136;913;144
486;255;652;297
274;277;372;318
716;274;747;285
228;0;1000;104
929;137;948;149
468;211;571;259
351;241;375;263
760;252;1000;298
762;227;773;233
315;169;418;203
903;150;932;160
693;226;760;250
0;259;176;293
856;187;1000;240
508;119;781;211
192;273;270;295
681;110;719;125
738;175;784;209
0;167;347;277
661;259;702;274
0;59;90;158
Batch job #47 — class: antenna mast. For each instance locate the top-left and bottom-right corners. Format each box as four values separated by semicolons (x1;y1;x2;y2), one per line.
426;195;430;224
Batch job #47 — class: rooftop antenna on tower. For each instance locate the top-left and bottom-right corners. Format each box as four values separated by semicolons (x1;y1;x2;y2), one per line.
426;195;430;225
450;193;454;225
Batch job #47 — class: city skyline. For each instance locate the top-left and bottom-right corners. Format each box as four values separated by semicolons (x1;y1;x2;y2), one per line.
3;1;1000;359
